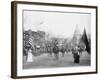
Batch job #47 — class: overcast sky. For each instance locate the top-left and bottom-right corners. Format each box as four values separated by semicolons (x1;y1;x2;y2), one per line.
23;10;91;38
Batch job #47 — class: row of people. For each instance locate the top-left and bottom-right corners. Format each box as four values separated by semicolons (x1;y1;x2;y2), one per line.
24;44;84;64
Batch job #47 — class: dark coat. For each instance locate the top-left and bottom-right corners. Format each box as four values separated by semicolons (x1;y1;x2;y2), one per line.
53;45;59;54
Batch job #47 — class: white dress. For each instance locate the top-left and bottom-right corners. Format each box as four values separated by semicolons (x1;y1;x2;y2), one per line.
27;51;33;62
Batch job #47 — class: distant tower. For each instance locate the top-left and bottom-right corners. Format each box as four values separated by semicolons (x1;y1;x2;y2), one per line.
72;25;81;45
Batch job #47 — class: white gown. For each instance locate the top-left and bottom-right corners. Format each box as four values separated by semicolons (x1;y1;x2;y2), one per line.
27;51;33;62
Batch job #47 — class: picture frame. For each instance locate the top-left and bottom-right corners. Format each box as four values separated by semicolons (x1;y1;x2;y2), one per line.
11;1;98;79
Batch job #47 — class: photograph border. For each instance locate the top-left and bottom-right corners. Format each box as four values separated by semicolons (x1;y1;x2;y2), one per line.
11;1;98;79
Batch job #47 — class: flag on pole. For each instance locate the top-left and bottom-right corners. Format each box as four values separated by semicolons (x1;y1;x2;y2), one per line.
81;28;90;54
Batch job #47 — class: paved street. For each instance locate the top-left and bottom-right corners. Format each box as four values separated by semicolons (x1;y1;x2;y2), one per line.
23;51;90;69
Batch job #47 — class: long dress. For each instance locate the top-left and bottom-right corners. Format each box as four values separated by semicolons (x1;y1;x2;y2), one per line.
27;51;33;62
73;52;80;63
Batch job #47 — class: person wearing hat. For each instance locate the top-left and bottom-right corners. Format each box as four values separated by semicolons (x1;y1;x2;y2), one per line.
53;40;59;60
72;46;80;63
27;48;33;62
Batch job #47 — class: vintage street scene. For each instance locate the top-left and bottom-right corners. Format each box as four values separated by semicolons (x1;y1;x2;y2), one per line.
23;10;91;69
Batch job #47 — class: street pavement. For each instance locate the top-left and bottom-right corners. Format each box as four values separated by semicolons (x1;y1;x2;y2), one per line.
23;51;90;69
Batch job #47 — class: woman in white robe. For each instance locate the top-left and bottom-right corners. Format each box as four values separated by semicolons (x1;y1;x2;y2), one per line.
27;49;33;62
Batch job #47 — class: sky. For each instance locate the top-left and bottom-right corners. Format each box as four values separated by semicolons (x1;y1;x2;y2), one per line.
23;10;91;38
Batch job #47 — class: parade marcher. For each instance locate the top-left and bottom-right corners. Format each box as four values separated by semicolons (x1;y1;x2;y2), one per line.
72;46;80;63
53;40;59;60
53;45;59;60
60;46;66;57
27;48;33;62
